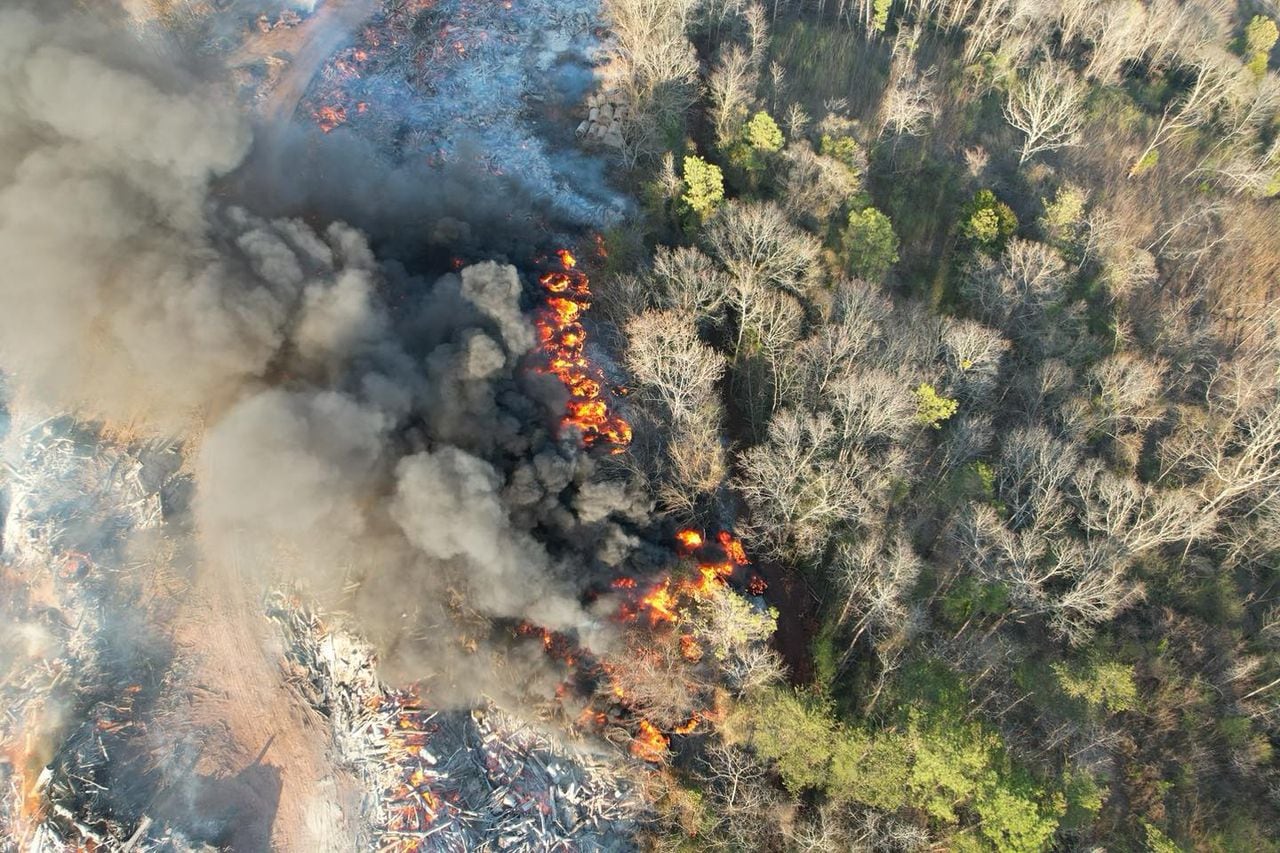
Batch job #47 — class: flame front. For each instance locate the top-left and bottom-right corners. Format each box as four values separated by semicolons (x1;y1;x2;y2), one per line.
627;529;752;624
628;720;669;763
535;250;631;452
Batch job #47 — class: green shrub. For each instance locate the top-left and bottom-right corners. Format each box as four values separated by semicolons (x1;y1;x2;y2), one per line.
1053;659;1139;715
840;207;899;279
941;577;1009;627
820;133;862;173
680;155;724;218
962;189;1017;250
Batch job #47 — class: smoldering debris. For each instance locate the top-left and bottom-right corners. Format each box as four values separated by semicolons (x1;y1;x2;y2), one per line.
268;594;642;852
194;0;628;262
0;415;197;851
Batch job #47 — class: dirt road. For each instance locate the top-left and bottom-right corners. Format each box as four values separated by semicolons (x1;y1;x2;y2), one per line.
164;554;361;851
233;0;381;124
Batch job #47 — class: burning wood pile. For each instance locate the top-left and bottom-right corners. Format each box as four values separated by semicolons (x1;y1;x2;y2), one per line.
575;90;628;150
268;594;642;852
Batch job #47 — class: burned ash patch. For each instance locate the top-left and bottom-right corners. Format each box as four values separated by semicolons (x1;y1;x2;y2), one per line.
292;0;626;227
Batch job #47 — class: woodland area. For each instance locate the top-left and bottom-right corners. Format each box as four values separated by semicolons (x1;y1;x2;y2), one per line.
588;0;1280;849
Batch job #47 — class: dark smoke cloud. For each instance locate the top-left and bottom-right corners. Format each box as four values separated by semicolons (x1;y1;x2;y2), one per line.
0;4;644;700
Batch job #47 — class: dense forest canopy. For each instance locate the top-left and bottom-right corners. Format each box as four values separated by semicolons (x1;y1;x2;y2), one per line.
593;0;1280;848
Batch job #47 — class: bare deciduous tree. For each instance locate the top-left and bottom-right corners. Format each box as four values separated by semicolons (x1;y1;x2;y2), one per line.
651;245;729;319
625;310;726;424
686;589;783;692
1003;60;1085;164
997;424;1079;533
950;503;1061;611
1083;0;1152;82
1128;53;1235;178
1086;352;1166;437
828;368;917;449
606;0;701;164
1170;396;1280;519
707;44;758;147
738;410;865;558
964;239;1068;331
657;400;729;518
780;141;861;227
1074;459;1206;554
781;279;891;406
878;55;937;139
941;317;1009;405
832;531;922;650
704;200;822;299
608;629;704;728
1047;540;1145;644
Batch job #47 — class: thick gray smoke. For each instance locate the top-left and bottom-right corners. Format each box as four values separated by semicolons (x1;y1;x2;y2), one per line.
0;4;644;703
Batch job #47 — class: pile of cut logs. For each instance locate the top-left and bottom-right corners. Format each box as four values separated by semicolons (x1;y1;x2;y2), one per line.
576;91;628;149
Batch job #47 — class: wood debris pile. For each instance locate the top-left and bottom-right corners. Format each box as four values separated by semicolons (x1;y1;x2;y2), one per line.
0;416;205;851
268;595;642;852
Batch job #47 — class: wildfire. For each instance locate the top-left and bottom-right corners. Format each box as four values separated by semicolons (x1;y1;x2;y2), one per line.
535;249;632;452
627;529;754;625
628;720;669;763
517;529;758;767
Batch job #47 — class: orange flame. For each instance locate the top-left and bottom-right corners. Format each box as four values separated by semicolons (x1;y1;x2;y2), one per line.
535;250;631;452
629;720;669;762
675;529;703;552
640;579;679;624
717;530;750;566
625;530;752;624
672;715;700;735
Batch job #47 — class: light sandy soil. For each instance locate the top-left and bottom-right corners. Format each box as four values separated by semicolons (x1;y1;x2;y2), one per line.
165;556;362;851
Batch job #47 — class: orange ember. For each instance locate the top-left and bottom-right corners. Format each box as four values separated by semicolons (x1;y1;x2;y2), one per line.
535;250;631;452
577;707;608;728
314;104;347;133
629;720;669;763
